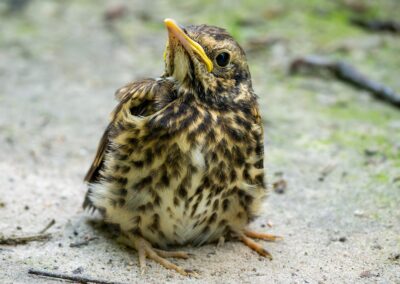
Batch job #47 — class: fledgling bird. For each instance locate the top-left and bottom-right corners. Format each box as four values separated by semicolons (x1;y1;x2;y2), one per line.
84;18;280;276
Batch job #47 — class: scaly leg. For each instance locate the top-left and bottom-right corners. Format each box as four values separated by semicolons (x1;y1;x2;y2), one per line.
118;234;197;276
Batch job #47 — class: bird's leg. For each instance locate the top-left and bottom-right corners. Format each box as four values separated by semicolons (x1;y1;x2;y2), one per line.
118;234;196;276
239;229;283;260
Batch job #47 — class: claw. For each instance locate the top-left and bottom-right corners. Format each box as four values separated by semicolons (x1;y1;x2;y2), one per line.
241;234;273;260
240;228;282;260
184;269;200;277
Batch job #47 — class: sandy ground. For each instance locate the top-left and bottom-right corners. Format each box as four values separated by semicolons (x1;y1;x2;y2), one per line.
1;1;399;283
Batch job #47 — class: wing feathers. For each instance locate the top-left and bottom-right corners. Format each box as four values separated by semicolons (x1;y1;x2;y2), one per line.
83;78;169;209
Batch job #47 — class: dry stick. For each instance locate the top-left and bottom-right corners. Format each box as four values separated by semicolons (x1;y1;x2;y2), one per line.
319;162;337;182
39;219;56;234
290;55;400;108
0;219;55;245
70;236;99;248
351;18;400;33
28;269;126;284
0;233;51;245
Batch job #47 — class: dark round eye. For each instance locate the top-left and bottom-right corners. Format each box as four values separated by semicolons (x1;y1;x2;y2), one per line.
215;52;230;67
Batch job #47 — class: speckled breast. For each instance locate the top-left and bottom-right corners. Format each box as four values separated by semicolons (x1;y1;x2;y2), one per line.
91;103;265;248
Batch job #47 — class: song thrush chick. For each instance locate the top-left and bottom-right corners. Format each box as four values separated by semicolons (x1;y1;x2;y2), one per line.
84;19;280;276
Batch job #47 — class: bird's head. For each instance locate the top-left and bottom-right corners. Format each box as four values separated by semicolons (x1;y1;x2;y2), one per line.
163;19;252;102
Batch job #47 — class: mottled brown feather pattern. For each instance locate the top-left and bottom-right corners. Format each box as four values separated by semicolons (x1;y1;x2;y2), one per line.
84;23;267;249
83;78;176;208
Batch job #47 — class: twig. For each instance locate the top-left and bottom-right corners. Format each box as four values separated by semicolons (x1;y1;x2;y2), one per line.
0;219;55;245
290;55;400;108
28;268;126;284
70;236;99;248
0;233;51;245
39;219;56;234
319;162;337;182
351;18;400;33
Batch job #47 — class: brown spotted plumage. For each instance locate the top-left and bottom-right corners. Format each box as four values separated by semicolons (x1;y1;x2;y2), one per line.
84;19;280;276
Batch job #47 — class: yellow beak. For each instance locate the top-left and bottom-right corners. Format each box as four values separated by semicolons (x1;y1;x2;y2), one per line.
164;18;213;73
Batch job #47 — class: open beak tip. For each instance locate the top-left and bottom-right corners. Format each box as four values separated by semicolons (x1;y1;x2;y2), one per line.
164;18;176;29
163;18;214;73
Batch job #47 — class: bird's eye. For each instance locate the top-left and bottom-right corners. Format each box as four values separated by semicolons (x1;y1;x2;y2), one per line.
215;52;230;67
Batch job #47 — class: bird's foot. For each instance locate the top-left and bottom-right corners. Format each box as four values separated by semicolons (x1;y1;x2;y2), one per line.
239;229;283;260
118;234;197;276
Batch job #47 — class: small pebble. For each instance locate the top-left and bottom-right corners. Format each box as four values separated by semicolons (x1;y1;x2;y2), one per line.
360;270;378;278
371;244;382;250
72;266;84;274
353;210;366;217
330;236;347;243
273;179;287;194
104;4;127;21
388;253;400;261
364;148;378;156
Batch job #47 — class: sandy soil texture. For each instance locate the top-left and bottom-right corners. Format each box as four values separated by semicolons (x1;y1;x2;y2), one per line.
1;1;399;283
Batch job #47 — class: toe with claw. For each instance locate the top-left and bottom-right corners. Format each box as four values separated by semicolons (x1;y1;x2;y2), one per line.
118;235;197;276
239;229;283;259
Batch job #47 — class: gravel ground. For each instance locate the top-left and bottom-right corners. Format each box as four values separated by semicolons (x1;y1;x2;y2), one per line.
1;1;399;283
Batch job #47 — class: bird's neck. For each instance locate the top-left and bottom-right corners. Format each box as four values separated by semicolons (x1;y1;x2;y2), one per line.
176;78;253;110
